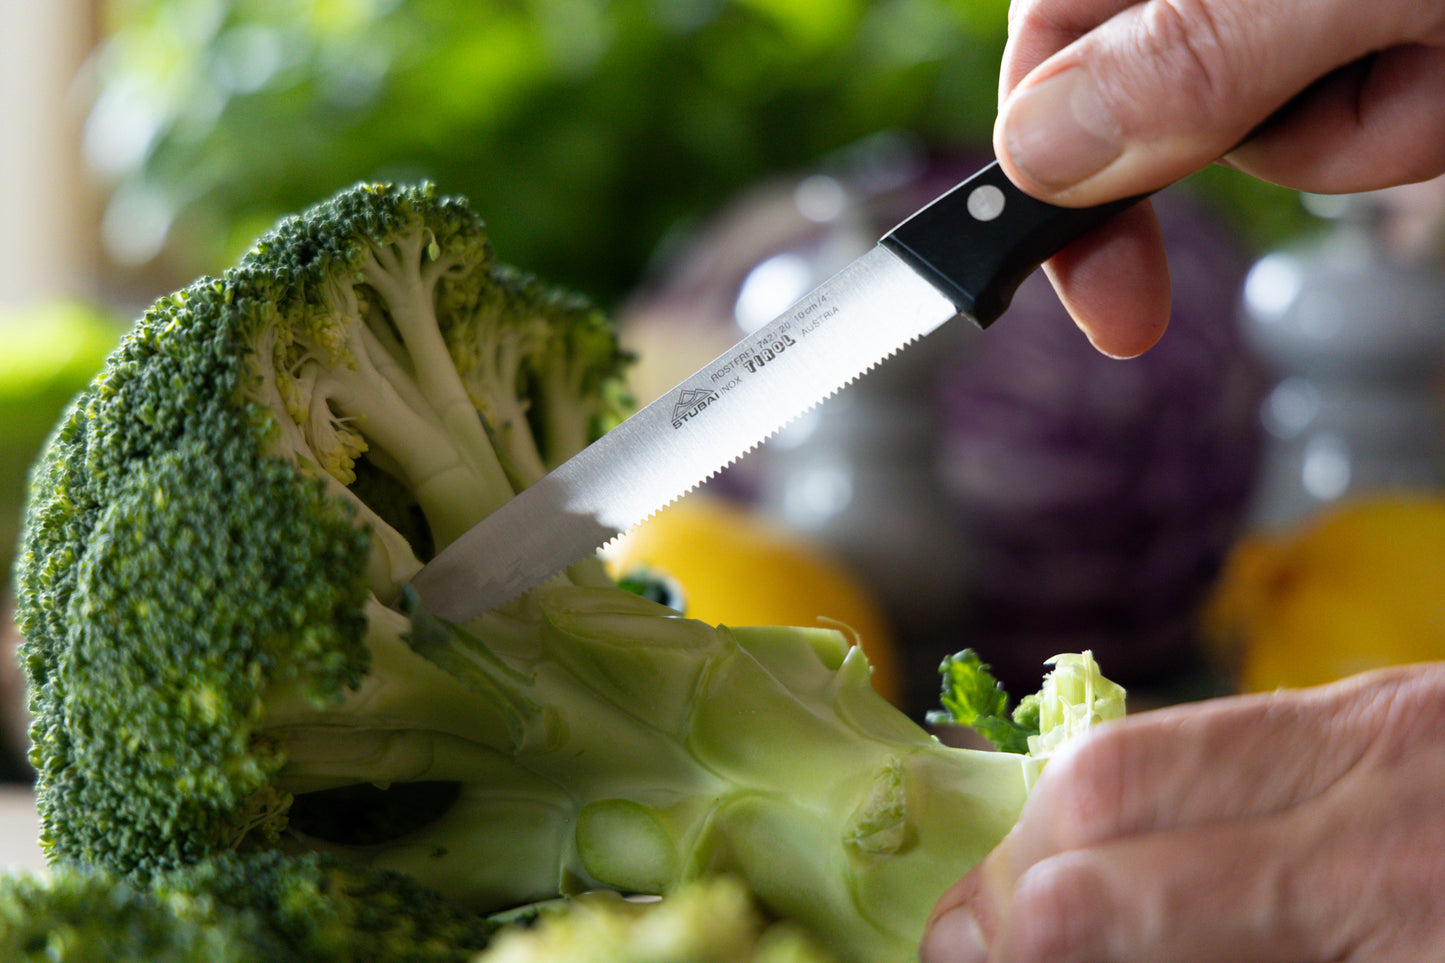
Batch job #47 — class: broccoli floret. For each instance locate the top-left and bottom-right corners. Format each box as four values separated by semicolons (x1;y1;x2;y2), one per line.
477;877;837;963
0;851;494;962
449;264;630;488
0;864;278;962
16;181;629;880
12;180;1119;963
153;850;496;961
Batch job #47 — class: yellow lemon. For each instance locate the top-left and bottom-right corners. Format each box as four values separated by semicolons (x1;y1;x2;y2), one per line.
605;494;902;704
1205;493;1445;692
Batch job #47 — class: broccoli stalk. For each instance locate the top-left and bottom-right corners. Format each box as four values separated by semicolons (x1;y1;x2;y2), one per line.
259;586;1031;960
931;650;1127;789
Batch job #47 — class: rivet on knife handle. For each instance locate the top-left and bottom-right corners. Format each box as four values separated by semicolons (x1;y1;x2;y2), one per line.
880;160;1140;327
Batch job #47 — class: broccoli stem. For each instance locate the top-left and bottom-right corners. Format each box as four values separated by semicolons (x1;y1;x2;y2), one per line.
360;586;1032;963
358;240;513;522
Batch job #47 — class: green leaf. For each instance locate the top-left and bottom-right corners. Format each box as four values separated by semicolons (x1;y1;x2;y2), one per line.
927;650;1037;755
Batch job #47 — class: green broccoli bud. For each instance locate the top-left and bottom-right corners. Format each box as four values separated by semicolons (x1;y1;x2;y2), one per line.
152;850;496;962
0;864;279;962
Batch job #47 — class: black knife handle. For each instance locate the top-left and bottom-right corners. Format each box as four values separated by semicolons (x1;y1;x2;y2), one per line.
879;160;1140;327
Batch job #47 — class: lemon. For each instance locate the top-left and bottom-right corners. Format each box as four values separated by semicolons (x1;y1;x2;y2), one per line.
605;494;902;704
1204;493;1445;692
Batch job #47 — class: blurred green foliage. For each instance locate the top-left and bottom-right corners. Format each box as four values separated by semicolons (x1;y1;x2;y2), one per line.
90;0;1017;305
89;0;1314;310
1;302;123;579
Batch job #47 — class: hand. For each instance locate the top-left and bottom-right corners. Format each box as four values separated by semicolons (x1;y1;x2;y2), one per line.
996;0;1445;357
920;663;1445;962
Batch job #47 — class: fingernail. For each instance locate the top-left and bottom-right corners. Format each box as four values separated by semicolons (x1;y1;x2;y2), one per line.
1002;67;1122;192
920;905;988;963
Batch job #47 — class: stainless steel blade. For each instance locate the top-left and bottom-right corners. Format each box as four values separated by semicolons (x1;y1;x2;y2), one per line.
408;244;958;623
407;159;1148;623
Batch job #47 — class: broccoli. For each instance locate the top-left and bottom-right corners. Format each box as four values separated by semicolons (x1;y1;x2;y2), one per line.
932;650;1127;789
0;850;494;962
16;181;629;879
476;876;837;963
13;181;1120;963
0;864;276;962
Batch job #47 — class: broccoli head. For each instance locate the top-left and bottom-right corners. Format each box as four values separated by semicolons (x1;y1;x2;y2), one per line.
13;180;1120;963
15;181;630;879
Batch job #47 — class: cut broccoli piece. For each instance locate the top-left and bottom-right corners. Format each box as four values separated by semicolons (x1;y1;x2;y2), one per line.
933;650;1127;787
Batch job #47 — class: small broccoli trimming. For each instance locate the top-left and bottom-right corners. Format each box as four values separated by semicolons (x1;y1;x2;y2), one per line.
14;181;1121;963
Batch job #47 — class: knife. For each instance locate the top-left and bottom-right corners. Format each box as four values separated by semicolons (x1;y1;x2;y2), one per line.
408;159;1139;623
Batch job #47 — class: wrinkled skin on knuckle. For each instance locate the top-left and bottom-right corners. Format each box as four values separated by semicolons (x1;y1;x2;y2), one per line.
1339;665;1445;761
1113;0;1255;135
1294;668;1445;959
1040;729;1136;848
1006;853;1109;961
1002;0;1089;91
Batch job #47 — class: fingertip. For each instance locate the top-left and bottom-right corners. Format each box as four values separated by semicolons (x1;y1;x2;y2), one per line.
1073;306;1170;360
923;858;1001;962
921;903;989;963
1040;201;1172;358
997;853;1112;963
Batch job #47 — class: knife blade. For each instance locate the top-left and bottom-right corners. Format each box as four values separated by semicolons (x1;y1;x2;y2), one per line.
408;159;1139;623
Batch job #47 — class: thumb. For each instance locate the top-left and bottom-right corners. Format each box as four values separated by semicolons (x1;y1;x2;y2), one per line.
995;0;1445;205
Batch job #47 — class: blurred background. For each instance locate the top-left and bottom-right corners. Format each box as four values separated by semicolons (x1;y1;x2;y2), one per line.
4;0;1445;788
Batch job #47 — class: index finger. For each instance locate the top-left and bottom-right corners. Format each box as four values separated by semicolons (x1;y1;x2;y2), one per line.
998;677;1368;869
925;665;1445;963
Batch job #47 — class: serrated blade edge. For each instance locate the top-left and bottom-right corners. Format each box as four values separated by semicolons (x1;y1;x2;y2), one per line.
408;244;959;623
